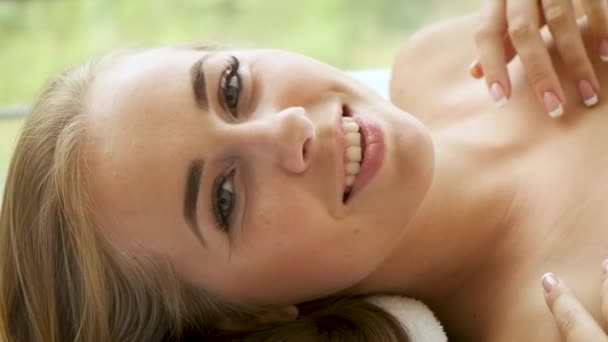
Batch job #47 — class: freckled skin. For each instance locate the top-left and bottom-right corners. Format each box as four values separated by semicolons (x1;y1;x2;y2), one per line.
82;18;608;340
84;47;434;306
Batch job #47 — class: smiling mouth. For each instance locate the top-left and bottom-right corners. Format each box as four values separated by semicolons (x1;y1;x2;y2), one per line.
342;105;365;203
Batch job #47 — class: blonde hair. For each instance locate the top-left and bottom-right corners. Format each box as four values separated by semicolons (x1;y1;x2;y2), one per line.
0;52;410;341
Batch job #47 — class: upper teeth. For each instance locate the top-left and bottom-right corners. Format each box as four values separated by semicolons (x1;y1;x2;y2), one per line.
342;117;362;188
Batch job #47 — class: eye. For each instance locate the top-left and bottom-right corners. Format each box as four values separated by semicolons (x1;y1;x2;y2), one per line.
220;56;242;118
212;169;236;232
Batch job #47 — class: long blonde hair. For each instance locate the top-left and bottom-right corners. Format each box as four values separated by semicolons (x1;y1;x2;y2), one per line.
0;52;410;341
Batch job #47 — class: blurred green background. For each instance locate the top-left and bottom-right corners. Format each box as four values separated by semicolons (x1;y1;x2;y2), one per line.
0;0;478;195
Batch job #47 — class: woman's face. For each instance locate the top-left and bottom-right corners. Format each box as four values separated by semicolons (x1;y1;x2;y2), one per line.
85;47;434;305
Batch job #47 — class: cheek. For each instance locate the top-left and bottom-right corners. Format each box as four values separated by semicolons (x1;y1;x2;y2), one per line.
229;201;380;303
253;52;343;108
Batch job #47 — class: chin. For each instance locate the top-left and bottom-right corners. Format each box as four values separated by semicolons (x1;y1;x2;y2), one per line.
384;111;435;221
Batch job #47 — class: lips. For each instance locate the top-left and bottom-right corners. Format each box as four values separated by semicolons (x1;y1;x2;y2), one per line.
340;105;385;204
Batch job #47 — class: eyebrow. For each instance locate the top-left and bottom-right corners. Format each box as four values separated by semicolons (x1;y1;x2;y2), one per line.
189;53;215;111
183;159;205;245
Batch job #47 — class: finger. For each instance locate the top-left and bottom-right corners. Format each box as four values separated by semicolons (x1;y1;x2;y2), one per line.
502;34;517;64
601;260;608;326
579;0;608;61
507;0;566;118
542;273;608;342
510;2;547;61
469;34;518;78
474;0;510;107
542;0;599;107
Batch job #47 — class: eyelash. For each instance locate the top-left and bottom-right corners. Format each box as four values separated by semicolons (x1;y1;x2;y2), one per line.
220;56;242;118
212;56;243;234
212;168;237;233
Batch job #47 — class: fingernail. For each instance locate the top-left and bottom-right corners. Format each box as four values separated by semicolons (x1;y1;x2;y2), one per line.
602;259;608;274
542;272;559;293
469;61;483;79
578;80;598;107
543;91;564;118
600;39;608;62
490;82;508;108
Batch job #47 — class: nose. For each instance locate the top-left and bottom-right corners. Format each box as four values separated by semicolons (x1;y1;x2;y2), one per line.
240;106;315;174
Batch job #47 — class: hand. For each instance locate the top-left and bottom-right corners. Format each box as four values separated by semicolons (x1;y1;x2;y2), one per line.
471;0;608;118
541;264;608;341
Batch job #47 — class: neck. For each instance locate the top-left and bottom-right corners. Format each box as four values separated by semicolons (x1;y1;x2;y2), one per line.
350;118;528;309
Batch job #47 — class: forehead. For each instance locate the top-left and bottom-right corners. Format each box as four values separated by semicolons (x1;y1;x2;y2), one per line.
88;48;203;120
84;48;204;174
82;48;205;241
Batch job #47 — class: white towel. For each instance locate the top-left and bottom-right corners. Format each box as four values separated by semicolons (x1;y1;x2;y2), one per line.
368;295;447;342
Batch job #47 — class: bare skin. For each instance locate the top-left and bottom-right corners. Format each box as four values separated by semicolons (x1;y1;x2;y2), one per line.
387;14;608;341
82;12;608;342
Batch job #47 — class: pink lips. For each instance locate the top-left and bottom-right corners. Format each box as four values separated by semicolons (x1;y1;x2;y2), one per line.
341;107;385;204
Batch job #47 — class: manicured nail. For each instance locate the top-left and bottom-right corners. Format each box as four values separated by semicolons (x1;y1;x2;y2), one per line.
578;80;598;107
469;61;483;79
601;39;608;62
542;273;559;293
543;91;563;118
602;259;608;274
490;82;508;107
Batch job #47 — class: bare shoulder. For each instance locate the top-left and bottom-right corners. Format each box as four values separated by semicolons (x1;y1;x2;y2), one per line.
390;14;480;116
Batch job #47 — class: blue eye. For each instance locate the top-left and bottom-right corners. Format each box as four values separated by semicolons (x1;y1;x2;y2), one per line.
213;169;236;232
221;56;241;117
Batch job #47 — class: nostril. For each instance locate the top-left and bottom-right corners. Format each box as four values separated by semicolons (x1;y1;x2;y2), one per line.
342;104;351;117
302;138;312;164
